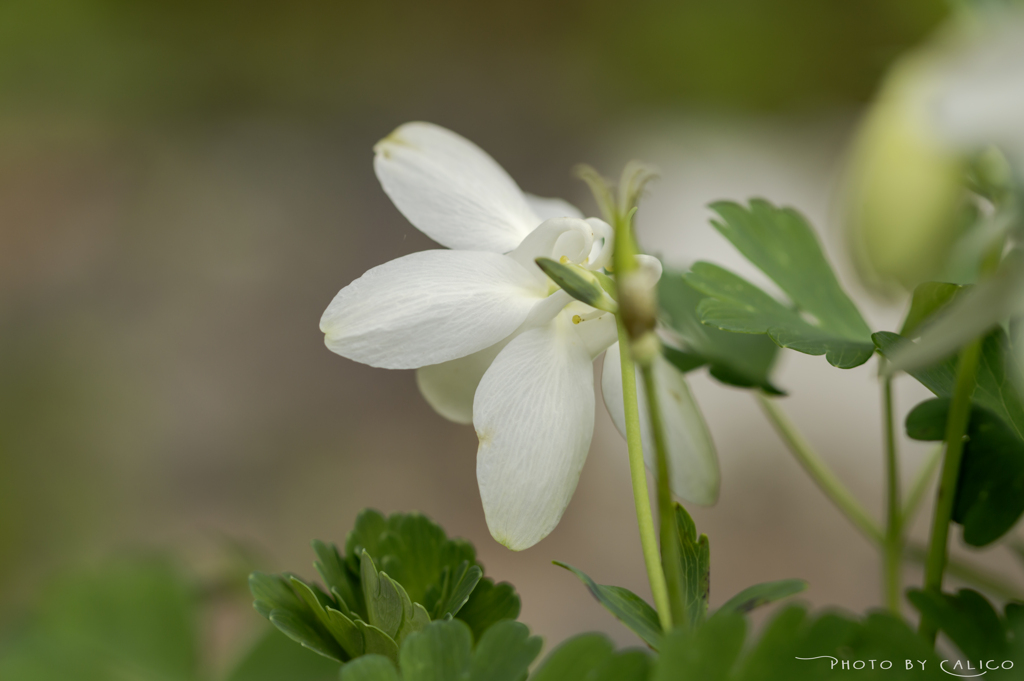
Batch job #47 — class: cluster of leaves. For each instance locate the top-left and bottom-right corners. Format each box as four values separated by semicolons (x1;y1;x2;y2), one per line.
908;588;1024;665
333;507;1012;681
249;510;521;669
662;199;1024;547
0;556;340;681
878;318;1024;546
555;504;806;649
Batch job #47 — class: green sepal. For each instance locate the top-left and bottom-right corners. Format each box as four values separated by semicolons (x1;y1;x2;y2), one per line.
536;257;618;312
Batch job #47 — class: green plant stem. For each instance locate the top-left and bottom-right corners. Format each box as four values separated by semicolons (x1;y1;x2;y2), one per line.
756;394;884;544
755;393;1024;605
882;376;903;614
919;338;983;643
639;358;688;630
902;444;942;525
616;317;672;631
905;543;1024;603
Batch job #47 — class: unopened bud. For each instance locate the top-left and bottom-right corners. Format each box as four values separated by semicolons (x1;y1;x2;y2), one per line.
619;269;657;341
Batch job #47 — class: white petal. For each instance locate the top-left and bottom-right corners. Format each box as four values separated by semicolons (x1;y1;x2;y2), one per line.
321;250;545;369
507;217;596;281
524;193;583;221
374;123;540;253
602;344;719;505
564;304;618;359
475;316;595;550
416;339;509;425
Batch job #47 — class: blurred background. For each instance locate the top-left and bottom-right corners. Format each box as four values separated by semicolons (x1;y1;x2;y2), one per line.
3;0;1021;672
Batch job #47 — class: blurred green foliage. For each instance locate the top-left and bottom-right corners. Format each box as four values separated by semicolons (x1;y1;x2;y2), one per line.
0;0;947;121
0;555;339;681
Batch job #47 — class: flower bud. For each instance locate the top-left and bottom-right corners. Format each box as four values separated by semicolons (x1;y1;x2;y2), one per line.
843;52;966;292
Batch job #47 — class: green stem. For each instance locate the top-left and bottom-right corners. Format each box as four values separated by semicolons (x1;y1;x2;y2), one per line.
639;359;688;629
757;394;884;544
756;392;1024;606
882;376;903;614
919;338;983;643
902;444;942;525
616;318;672;631
906;542;1024;603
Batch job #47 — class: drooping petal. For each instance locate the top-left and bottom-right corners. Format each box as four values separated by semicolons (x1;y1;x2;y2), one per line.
374;123;540;253
416;339;509;425
321;250;545;369
602;343;720;505
524;193;583;221
475;316;595;550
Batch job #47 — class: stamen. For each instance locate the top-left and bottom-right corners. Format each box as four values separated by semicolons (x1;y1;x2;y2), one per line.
571;310;606;325
559;255;570;264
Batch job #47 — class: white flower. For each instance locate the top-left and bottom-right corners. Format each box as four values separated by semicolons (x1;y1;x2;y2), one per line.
321;122;718;550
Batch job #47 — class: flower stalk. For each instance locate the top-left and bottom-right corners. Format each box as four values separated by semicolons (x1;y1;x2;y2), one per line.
882;375;903;614
616;316;672;631
919;337;982;643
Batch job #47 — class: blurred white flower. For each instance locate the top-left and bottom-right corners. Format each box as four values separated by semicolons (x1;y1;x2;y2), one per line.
320;122;717;550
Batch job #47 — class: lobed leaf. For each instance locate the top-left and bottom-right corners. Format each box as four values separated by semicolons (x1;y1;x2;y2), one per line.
671;504;710;629
907;589;1009;661
684;200;874;369
876;329;1024;441
905;399;1024;546
658;271;783;393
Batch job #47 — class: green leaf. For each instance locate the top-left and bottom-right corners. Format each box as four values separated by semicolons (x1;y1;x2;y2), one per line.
529;633;615;681
339;655;401;681
709;200;872;338
456;578;521;642
346;511;478;607
290;576;363;658
251;571;305;619
716;579;808;616
686;263;875;369
905;399;1024;546
685;199;874;369
345;509;391;572
467;620;543;681
670;504;710;629
653;611;745;681
427;561;483;619
536;257;618;312
356;621;400;663
269;608;347;662
875;328;1024;441
907;589;1009;660
553;562;662;649
587;650;652;681
658;271;783;393
361;551;407;640
398;619;473;681
312;539;361;618
900;282;963;336
227;627;340;681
